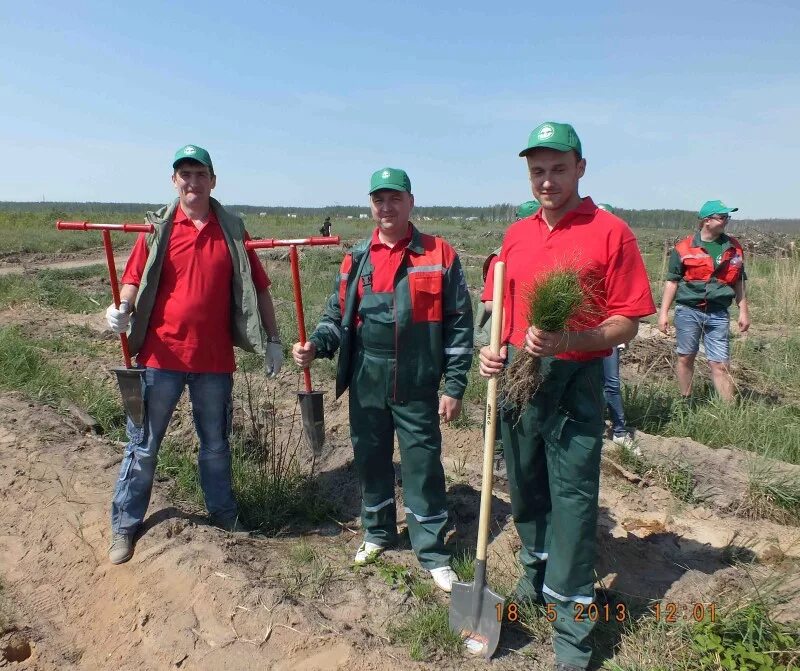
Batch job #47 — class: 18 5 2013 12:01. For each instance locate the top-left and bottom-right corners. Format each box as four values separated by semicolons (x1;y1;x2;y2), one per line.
499;601;717;623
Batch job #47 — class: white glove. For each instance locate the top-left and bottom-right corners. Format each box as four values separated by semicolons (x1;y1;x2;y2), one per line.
265;341;284;378
106;301;131;334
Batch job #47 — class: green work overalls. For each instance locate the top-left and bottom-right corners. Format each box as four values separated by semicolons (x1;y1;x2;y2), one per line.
350;256;450;569
501;346;605;669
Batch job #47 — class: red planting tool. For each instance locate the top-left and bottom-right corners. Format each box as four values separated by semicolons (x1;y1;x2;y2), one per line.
246;235;340;454
56;221;154;425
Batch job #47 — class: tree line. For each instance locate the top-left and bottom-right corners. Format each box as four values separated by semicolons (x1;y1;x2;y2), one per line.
0;201;797;232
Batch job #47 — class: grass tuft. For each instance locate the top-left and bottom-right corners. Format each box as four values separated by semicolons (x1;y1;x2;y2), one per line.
388;604;464;661
743;461;800;525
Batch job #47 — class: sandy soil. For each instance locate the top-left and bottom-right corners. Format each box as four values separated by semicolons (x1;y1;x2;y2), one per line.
0;299;798;670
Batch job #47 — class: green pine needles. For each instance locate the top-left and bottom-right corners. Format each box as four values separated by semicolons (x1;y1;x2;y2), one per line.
501;268;587;412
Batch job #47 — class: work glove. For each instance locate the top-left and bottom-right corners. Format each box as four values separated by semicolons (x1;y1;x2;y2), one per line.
265;341;284;378
106;301;131;334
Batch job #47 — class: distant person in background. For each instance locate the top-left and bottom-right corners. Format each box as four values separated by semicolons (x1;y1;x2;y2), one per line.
319;216;332;236
104;144;283;565
475;199;539;475
596;204;637;452
657;200;750;401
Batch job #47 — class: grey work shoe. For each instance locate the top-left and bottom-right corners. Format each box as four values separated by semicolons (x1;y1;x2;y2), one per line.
109;533;134;564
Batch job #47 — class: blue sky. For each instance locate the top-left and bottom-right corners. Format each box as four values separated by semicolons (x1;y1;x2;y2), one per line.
1;1;798;217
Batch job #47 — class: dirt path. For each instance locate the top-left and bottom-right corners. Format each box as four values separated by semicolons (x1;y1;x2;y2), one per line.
0;257;126;277
0;305;799;668
1;384;798;670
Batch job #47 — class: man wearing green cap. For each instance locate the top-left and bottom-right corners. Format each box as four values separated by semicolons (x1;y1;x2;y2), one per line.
479;123;655;670
657;200;749;401
104;144;283;564
292;168;473;592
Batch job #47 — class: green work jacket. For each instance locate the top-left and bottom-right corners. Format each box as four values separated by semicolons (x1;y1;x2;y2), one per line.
309;225;473;402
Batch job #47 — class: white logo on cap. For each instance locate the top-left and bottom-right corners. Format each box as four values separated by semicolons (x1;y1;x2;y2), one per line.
382;170;391;179
184;146;196;155
538;125;554;141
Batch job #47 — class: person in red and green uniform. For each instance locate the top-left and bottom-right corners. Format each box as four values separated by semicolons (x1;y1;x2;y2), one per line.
292;168;473;593
657;200;750;401
104;145;283;565
475;199;539;476
479;123;655;671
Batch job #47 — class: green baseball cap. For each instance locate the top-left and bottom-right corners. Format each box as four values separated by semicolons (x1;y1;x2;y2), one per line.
173;144;214;173
515;200;540;218
520;121;582;158
597;203;615;213
699;200;738;219
369;167;411;194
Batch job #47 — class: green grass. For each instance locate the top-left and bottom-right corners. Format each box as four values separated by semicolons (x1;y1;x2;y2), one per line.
603;605;799;671
623;383;800;465
157;433;333;534
615;443;698;503
0;264;109;312
0;325;126;438
388;604;464;662
745;461;800;525
370;558;437;601
733;336;800;400
451;549;476;582
691;601;799;670
289;540;317;566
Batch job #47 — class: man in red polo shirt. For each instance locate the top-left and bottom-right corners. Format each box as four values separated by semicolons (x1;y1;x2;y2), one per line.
104;144;283;565
292;168;473;592
479;123;655;671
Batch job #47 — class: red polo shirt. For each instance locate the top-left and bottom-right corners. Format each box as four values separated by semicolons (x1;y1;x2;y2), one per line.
481;198;655;360
121;206;270;373
360;225;413;295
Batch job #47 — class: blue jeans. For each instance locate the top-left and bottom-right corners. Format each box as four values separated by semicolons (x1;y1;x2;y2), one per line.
603;346;626;435
111;368;236;535
674;305;730;363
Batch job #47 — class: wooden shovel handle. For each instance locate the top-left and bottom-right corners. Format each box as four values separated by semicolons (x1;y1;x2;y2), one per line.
476;261;504;562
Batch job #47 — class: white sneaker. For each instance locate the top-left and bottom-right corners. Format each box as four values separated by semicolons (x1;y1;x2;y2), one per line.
354;541;385;565
613;433;642;456
430;566;459;593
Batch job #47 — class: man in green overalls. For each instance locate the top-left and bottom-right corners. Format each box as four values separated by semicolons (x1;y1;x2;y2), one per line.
479;123;656;670
292;168;473;592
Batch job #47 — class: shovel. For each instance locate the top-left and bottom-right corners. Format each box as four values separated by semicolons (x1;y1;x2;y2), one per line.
449;260;506;659
102;229;146;426
289;245;325;455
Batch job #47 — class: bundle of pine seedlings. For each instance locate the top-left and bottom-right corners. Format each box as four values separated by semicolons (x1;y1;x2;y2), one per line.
501;267;587;413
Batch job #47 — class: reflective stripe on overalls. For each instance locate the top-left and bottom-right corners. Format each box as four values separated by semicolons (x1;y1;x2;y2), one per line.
500;346;605;669
348;256;450;570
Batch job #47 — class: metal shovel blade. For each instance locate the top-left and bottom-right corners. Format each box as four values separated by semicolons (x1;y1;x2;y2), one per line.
111;366;146;427
298;390;325;455
449;575;504;659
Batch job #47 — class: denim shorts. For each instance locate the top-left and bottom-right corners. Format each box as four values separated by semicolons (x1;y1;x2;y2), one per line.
674;305;730;362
